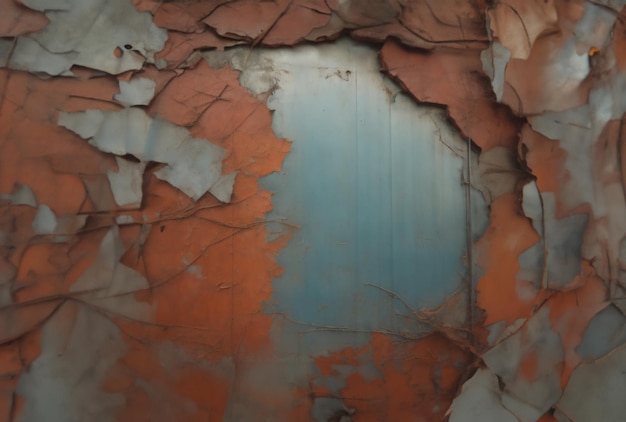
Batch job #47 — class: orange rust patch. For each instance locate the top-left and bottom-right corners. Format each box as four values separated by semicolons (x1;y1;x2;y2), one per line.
547;271;608;387
476;193;541;324
520;124;567;195
262;4;331;46
0;0;49;37
380;39;522;152
519;349;539;381
101;59;288;414
614;9;626;71
1;39;290;416
309;334;473;421
349;334;472;421
4;1;622;418
174;368;230;420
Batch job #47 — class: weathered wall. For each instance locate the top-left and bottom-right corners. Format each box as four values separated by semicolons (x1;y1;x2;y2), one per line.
1;0;626;421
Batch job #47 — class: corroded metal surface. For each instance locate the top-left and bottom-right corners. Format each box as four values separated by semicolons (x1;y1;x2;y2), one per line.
1;0;626;421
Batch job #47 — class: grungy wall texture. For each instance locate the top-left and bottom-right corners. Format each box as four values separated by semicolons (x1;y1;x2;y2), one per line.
1;0;626;421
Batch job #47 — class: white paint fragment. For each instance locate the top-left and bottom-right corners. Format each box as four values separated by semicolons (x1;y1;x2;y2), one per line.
4;186;86;241
448;368;518;422
555;343;626;422
8;0;167;76
32;204;57;234
549;38;591;95
58;108;236;201
9;36;75;76
16;303;128;421
0;184;37;207
482;306;563;421
573;2;619;54
115;215;135;224
107;157;147;207
11;184;37;207
209;172;237;203
589;74;626;130
70;225;152;320
527;65;626;292
521;180;543;233
114;77;156;106
480;41;511;102
71;226;148;297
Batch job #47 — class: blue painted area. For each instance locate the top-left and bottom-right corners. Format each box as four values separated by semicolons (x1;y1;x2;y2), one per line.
260;40;470;343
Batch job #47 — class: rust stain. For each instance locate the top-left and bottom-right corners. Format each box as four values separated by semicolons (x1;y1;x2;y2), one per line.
379;39;523;152
0;0;48;37
2;0;626;420
308;333;473;421
476;192;541;325
546;269;608;387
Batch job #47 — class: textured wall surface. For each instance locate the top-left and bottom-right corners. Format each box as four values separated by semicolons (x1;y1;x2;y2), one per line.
1;0;626;421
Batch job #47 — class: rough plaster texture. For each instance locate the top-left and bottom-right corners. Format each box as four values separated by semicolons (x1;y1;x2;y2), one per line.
1;0;626;421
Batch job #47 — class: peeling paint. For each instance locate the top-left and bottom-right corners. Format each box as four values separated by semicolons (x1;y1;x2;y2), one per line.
8;0;166;75
2;0;626;420
114;77;156;107
58;108;233;202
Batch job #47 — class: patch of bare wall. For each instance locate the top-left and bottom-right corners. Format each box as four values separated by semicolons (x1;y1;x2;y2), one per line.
1;0;626;421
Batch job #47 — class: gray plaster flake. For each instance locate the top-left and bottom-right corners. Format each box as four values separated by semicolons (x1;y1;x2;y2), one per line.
573;1;621;54
7;0;167;76
556;343;626;422
68;226;152;321
480;41;511;102
577;304;626;360
31;204;57;234
482;307;563;421
448;368;518;422
519;186;587;290
107;157;147;208
3;185;87;241
209;171;238;203
114;77;157;107
0;184;37;207
58;108;234;201
71;226;149;298
16;302;127;422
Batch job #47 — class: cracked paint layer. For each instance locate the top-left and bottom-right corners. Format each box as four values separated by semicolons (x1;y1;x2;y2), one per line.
2;0;626;420
58;108;235;202
8;0;167;76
